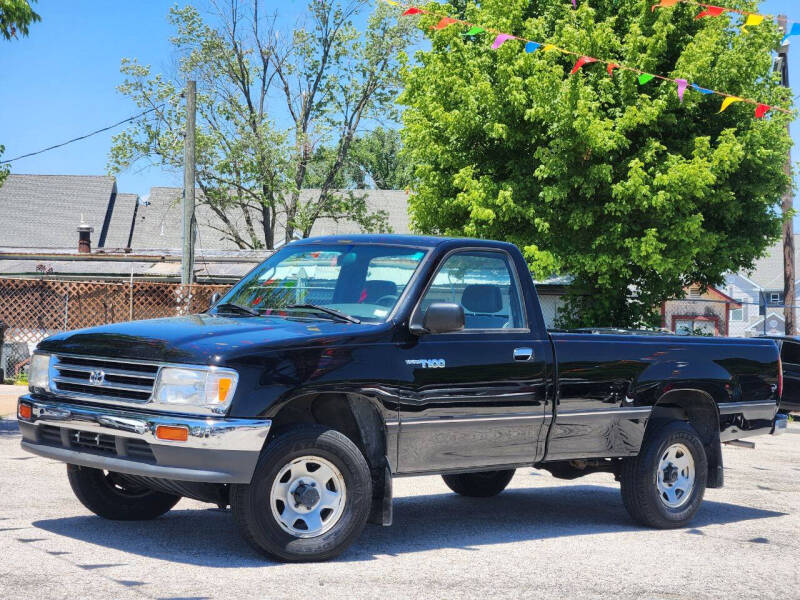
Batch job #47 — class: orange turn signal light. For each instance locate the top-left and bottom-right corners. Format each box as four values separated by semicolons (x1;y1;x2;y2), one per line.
18;403;32;420
155;425;189;442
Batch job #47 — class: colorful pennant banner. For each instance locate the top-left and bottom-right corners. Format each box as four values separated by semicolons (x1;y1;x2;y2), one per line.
638;73;656;85
492;33;515;49
525;41;540;53
785;23;800;44
652;1;799;38
570;56;597;74
387;1;790;117
676;78;688;102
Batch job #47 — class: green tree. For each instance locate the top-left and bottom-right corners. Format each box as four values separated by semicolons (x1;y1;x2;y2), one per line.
400;0;793;327
0;146;9;189
348;127;412;189
303;128;412;190
109;0;415;249
0;0;40;40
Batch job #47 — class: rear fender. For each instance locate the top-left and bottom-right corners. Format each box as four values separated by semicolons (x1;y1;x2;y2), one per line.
646;389;724;489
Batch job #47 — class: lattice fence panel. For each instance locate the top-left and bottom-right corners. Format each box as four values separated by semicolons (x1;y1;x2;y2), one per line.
0;278;229;380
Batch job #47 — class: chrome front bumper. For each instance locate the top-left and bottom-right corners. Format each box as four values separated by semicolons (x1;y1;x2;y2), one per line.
17;395;271;483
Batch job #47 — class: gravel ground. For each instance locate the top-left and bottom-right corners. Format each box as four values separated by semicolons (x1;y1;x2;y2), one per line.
1;424;799;600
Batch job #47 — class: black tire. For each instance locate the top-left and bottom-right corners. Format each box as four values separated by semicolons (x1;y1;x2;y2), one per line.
442;469;516;497
620;420;708;529
231;425;372;562
67;464;180;520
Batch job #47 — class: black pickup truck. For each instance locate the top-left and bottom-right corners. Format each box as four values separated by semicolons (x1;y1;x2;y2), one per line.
17;235;788;562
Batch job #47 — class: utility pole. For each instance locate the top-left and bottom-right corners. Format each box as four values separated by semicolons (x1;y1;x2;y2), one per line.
777;17;795;335
182;80;196;285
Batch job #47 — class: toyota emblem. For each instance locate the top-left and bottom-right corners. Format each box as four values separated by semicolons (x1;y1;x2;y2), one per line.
88;370;106;385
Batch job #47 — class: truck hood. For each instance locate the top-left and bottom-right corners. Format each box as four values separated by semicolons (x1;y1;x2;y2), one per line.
37;314;371;364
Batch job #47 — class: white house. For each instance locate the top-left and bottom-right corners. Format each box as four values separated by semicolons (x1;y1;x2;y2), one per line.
723;237;799;337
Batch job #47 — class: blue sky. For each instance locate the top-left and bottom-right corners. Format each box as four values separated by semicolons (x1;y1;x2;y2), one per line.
2;0;799;214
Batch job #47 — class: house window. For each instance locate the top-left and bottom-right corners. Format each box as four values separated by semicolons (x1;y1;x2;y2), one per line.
766;291;784;306
730;305;743;322
729;299;747;322
673;316;717;336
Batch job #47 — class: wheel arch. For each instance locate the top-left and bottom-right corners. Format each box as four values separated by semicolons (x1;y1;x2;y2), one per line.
646;389;723;489
266;391;393;524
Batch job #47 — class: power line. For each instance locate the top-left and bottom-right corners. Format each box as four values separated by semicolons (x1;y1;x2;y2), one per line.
0;105;164;165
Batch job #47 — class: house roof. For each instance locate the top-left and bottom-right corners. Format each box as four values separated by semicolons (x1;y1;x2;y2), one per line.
739;237;800;290
0;247;267;282
0;174;128;249
703;285;742;307
130;187;411;251
100;193;139;249
0;176;411;254
745;311;786;333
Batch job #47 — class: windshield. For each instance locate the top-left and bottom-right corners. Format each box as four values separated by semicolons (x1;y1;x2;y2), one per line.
218;243;428;323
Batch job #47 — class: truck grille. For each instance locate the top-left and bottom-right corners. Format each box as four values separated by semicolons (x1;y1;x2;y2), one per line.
51;355;159;404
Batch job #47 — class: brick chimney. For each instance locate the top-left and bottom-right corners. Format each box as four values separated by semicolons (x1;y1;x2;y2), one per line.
77;214;94;254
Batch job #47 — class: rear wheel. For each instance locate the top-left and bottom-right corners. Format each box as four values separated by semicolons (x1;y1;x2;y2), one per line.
442;469;516;497
231;425;372;562
67;464;180;520
620;421;708;529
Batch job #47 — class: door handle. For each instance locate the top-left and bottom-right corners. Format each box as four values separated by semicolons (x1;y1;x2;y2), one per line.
513;347;533;361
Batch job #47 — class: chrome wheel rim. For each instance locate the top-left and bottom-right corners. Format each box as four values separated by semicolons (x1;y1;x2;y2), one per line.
269;455;346;538
656;443;695;509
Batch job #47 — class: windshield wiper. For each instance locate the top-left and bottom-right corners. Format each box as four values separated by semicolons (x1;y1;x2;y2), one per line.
214;302;259;316
284;304;361;324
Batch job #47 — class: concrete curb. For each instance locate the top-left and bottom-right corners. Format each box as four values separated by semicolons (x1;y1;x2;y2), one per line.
0;419;19;432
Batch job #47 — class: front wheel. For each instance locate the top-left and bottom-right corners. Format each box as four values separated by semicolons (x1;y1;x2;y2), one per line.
67;465;180;520
231;426;372;562
619;420;708;529
442;469;516;497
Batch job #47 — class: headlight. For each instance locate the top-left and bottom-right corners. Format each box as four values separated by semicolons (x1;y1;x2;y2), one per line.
29;353;51;392
153;366;238;414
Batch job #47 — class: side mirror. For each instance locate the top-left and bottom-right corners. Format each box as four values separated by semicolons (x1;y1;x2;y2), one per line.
421;303;465;334
208;292;221;310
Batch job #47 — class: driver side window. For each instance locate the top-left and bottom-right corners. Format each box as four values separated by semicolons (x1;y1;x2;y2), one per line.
419;251;525;330
358;252;424;312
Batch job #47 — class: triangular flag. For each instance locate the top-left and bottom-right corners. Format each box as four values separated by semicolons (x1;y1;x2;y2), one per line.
607;63;620;76
401;7;423;16
491;33;515;49
464;26;485;35
525;41;540;53
651;0;680;11
691;83;714;95
696;6;725;19
742;14;764;32
755;103;771;118
638;73;655;85
432;17;457;30
675;78;688;102
572;0;577;7
543;44;558;52
717;96;743;113
781;22;800;44
570;56;597;75
384;0;399;5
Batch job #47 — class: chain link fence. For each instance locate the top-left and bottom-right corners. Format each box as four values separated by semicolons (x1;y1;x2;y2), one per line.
540;293;798;337
664;297;799;338
2;279;797;380
0;278;229;381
